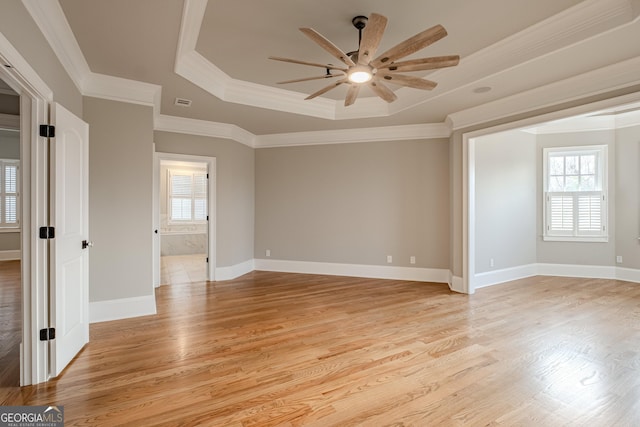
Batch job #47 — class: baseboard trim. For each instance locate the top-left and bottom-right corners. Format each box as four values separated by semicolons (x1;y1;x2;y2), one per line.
0;250;20;261
90;294;157;323
474;264;539;289
254;258;450;284
449;273;465;293
215;259;255;281
537;263;617;279
615;267;640;283
473;263;639;289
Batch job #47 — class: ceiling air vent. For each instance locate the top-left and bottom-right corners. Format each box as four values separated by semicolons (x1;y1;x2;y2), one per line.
174;97;192;107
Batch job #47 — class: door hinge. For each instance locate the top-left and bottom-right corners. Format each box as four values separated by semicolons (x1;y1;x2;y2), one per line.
39;327;56;341
206;173;209;179
206;257;209;263
39;226;55;239
39;124;55;138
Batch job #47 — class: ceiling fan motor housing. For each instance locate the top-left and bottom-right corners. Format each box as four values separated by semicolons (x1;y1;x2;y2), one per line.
270;12;460;106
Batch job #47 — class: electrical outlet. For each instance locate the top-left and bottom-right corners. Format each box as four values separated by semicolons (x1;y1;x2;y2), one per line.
616;255;622;264
387;255;392;263
410;256;416;265
490;258;495;268
266;249;271;257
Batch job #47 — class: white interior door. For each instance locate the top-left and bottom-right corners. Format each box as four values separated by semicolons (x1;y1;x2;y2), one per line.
49;102;89;377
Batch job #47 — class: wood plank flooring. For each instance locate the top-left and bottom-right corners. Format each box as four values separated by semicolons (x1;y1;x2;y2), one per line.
2;266;640;425
0;260;21;392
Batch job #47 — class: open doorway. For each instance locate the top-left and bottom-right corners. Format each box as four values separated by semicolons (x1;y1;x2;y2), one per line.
154;153;216;286
464;93;640;293
0;77;21;391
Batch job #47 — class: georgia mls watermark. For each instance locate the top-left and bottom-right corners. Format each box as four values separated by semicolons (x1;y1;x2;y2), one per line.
0;406;64;427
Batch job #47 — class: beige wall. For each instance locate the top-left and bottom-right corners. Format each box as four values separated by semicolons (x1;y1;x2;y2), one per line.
615;124;640;269
84;97;154;302
469;124;639;275
475;130;537;273
0;93;20;115
0;130;19;158
255;139;450;268
153;132;255;268
536;130;616;265
0;130;20;252
449;85;640;279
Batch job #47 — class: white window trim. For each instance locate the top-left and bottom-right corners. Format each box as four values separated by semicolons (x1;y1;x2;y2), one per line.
0;159;20;230
542;145;608;242
167;168;208;225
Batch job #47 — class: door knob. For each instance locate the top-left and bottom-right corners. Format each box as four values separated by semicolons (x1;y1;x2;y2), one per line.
82;240;94;249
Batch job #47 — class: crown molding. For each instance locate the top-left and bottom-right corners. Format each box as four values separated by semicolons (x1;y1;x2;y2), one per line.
448;55;640;130
463;0;633;78
176;0;207;57
614;108;640;128
21;0;91;92
84;73;161;112
154;114;451;148
154;114;256;147
173;0;635;121
522;105;640;134
254;123;451;148
21;0;640;145
23;0;160;113
522;116;617;134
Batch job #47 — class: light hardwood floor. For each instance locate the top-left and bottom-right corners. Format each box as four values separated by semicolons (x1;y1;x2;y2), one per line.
2;264;640;425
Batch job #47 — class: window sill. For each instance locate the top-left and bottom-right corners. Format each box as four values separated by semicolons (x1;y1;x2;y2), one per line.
543;235;608;243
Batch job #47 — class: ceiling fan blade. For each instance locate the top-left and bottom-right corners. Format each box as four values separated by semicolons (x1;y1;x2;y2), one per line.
377;73;437;90
277;74;341;84
358;13;387;65
299;28;356;67
378;55;460;72
268;56;347;72
305;78;348;100
368;80;398;103
371;24;448;68
344;84;360;106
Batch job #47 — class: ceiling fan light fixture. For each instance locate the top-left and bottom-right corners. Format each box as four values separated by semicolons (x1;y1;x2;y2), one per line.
271;13;459;105
348;66;373;83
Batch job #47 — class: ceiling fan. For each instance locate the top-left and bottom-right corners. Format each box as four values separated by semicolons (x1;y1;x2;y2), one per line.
269;13;460;106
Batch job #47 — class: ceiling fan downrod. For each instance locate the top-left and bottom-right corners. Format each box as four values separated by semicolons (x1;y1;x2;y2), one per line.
349;15;369;61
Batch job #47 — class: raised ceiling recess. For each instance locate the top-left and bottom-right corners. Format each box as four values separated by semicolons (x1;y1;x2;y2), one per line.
270;13;460;107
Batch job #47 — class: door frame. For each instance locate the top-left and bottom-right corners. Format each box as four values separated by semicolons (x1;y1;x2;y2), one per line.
153;152;216;284
462;90;640;294
0;33;53;385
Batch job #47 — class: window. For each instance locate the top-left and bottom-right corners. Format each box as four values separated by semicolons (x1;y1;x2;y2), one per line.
0;159;19;229
168;169;207;223
543;145;607;241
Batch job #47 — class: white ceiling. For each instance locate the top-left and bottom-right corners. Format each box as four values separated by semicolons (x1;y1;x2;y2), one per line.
32;0;640;136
